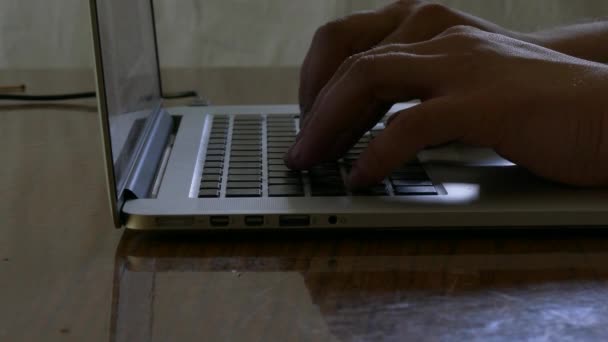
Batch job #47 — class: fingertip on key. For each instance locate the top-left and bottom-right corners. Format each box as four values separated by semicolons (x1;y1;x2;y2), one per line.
347;163;367;189
284;140;304;170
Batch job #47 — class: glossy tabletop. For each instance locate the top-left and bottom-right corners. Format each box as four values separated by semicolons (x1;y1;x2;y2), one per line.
2;69;608;342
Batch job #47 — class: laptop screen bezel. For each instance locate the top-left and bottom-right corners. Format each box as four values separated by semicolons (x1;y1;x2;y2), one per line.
89;0;164;227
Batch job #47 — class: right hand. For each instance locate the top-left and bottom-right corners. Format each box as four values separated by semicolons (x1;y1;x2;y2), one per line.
288;26;608;187
299;0;523;120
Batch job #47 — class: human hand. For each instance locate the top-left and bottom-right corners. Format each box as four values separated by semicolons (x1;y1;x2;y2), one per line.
299;0;521;119
286;26;608;187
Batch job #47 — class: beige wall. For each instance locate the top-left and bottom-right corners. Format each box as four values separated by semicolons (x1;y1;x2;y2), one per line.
1;0;607;69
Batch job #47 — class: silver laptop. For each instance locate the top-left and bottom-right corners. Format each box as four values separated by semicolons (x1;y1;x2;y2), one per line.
90;0;608;230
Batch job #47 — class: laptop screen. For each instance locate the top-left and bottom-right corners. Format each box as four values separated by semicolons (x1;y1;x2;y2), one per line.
91;0;162;201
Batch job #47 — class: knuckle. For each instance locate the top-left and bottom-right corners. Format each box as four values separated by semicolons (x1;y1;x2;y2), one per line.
442;24;479;36
344;52;365;67
350;55;378;82
438;25;489;46
369;43;400;55
411;2;452;20
313;19;347;43
440;25;480;40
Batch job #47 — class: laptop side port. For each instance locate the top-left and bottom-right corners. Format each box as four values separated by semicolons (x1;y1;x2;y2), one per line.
279;215;311;227
209;216;230;227
244;216;264;227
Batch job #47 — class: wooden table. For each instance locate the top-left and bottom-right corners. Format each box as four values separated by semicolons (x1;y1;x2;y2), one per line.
2;69;608;342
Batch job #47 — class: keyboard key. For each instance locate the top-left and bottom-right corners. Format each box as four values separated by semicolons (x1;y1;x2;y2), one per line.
202;175;222;183
234;134;262;140
268;159;286;165
200;181;220;190
267;115;297;121
234;121;262;125
268;137;296;142
391;179;433;187
268;152;287;159
234;117;262;122
269;178;301;185
269;185;305;197
231;150;261;157
205;155;224;162
226;189;262;198
234;123;262;127
267;142;293;148
227;182;261;189
268;164;291;172
269;171;301;178
267;125;294;130
203;168;223;175
268;147;290;153
206;149;226;156
267;132;296;138
230;156;262;163
267;120;295;125
231;145;261;152
267;127;295;132
229;169;262;176
228;175;261;182
232;139;262;145
199;189;220;198
394;186;438;196
204;161;223;169
230;162;261;169
233;129;262;134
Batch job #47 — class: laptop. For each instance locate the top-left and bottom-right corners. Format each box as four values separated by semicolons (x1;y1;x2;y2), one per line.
90;0;608;230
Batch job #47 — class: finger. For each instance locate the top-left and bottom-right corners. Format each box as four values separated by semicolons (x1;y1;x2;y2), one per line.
299;3;407;115
380;4;506;45
299;36;459;132
309;102;393;165
288;52;457;170
349;97;474;187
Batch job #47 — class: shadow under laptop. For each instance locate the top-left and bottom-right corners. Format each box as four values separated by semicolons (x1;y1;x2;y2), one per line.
110;230;608;342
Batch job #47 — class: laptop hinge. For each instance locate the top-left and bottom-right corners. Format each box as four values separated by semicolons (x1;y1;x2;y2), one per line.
123;104;173;200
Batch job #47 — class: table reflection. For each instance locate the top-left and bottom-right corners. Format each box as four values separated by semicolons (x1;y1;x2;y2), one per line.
111;231;608;342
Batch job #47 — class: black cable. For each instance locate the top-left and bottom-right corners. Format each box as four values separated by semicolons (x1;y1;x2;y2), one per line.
0;90;201;102
162;91;199;99
0;92;96;101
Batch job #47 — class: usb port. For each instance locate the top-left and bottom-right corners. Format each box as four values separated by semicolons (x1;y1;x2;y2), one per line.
209;216;230;227
279;215;310;227
244;216;264;226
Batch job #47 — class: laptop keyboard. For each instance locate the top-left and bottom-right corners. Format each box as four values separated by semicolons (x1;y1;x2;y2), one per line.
198;115;438;198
